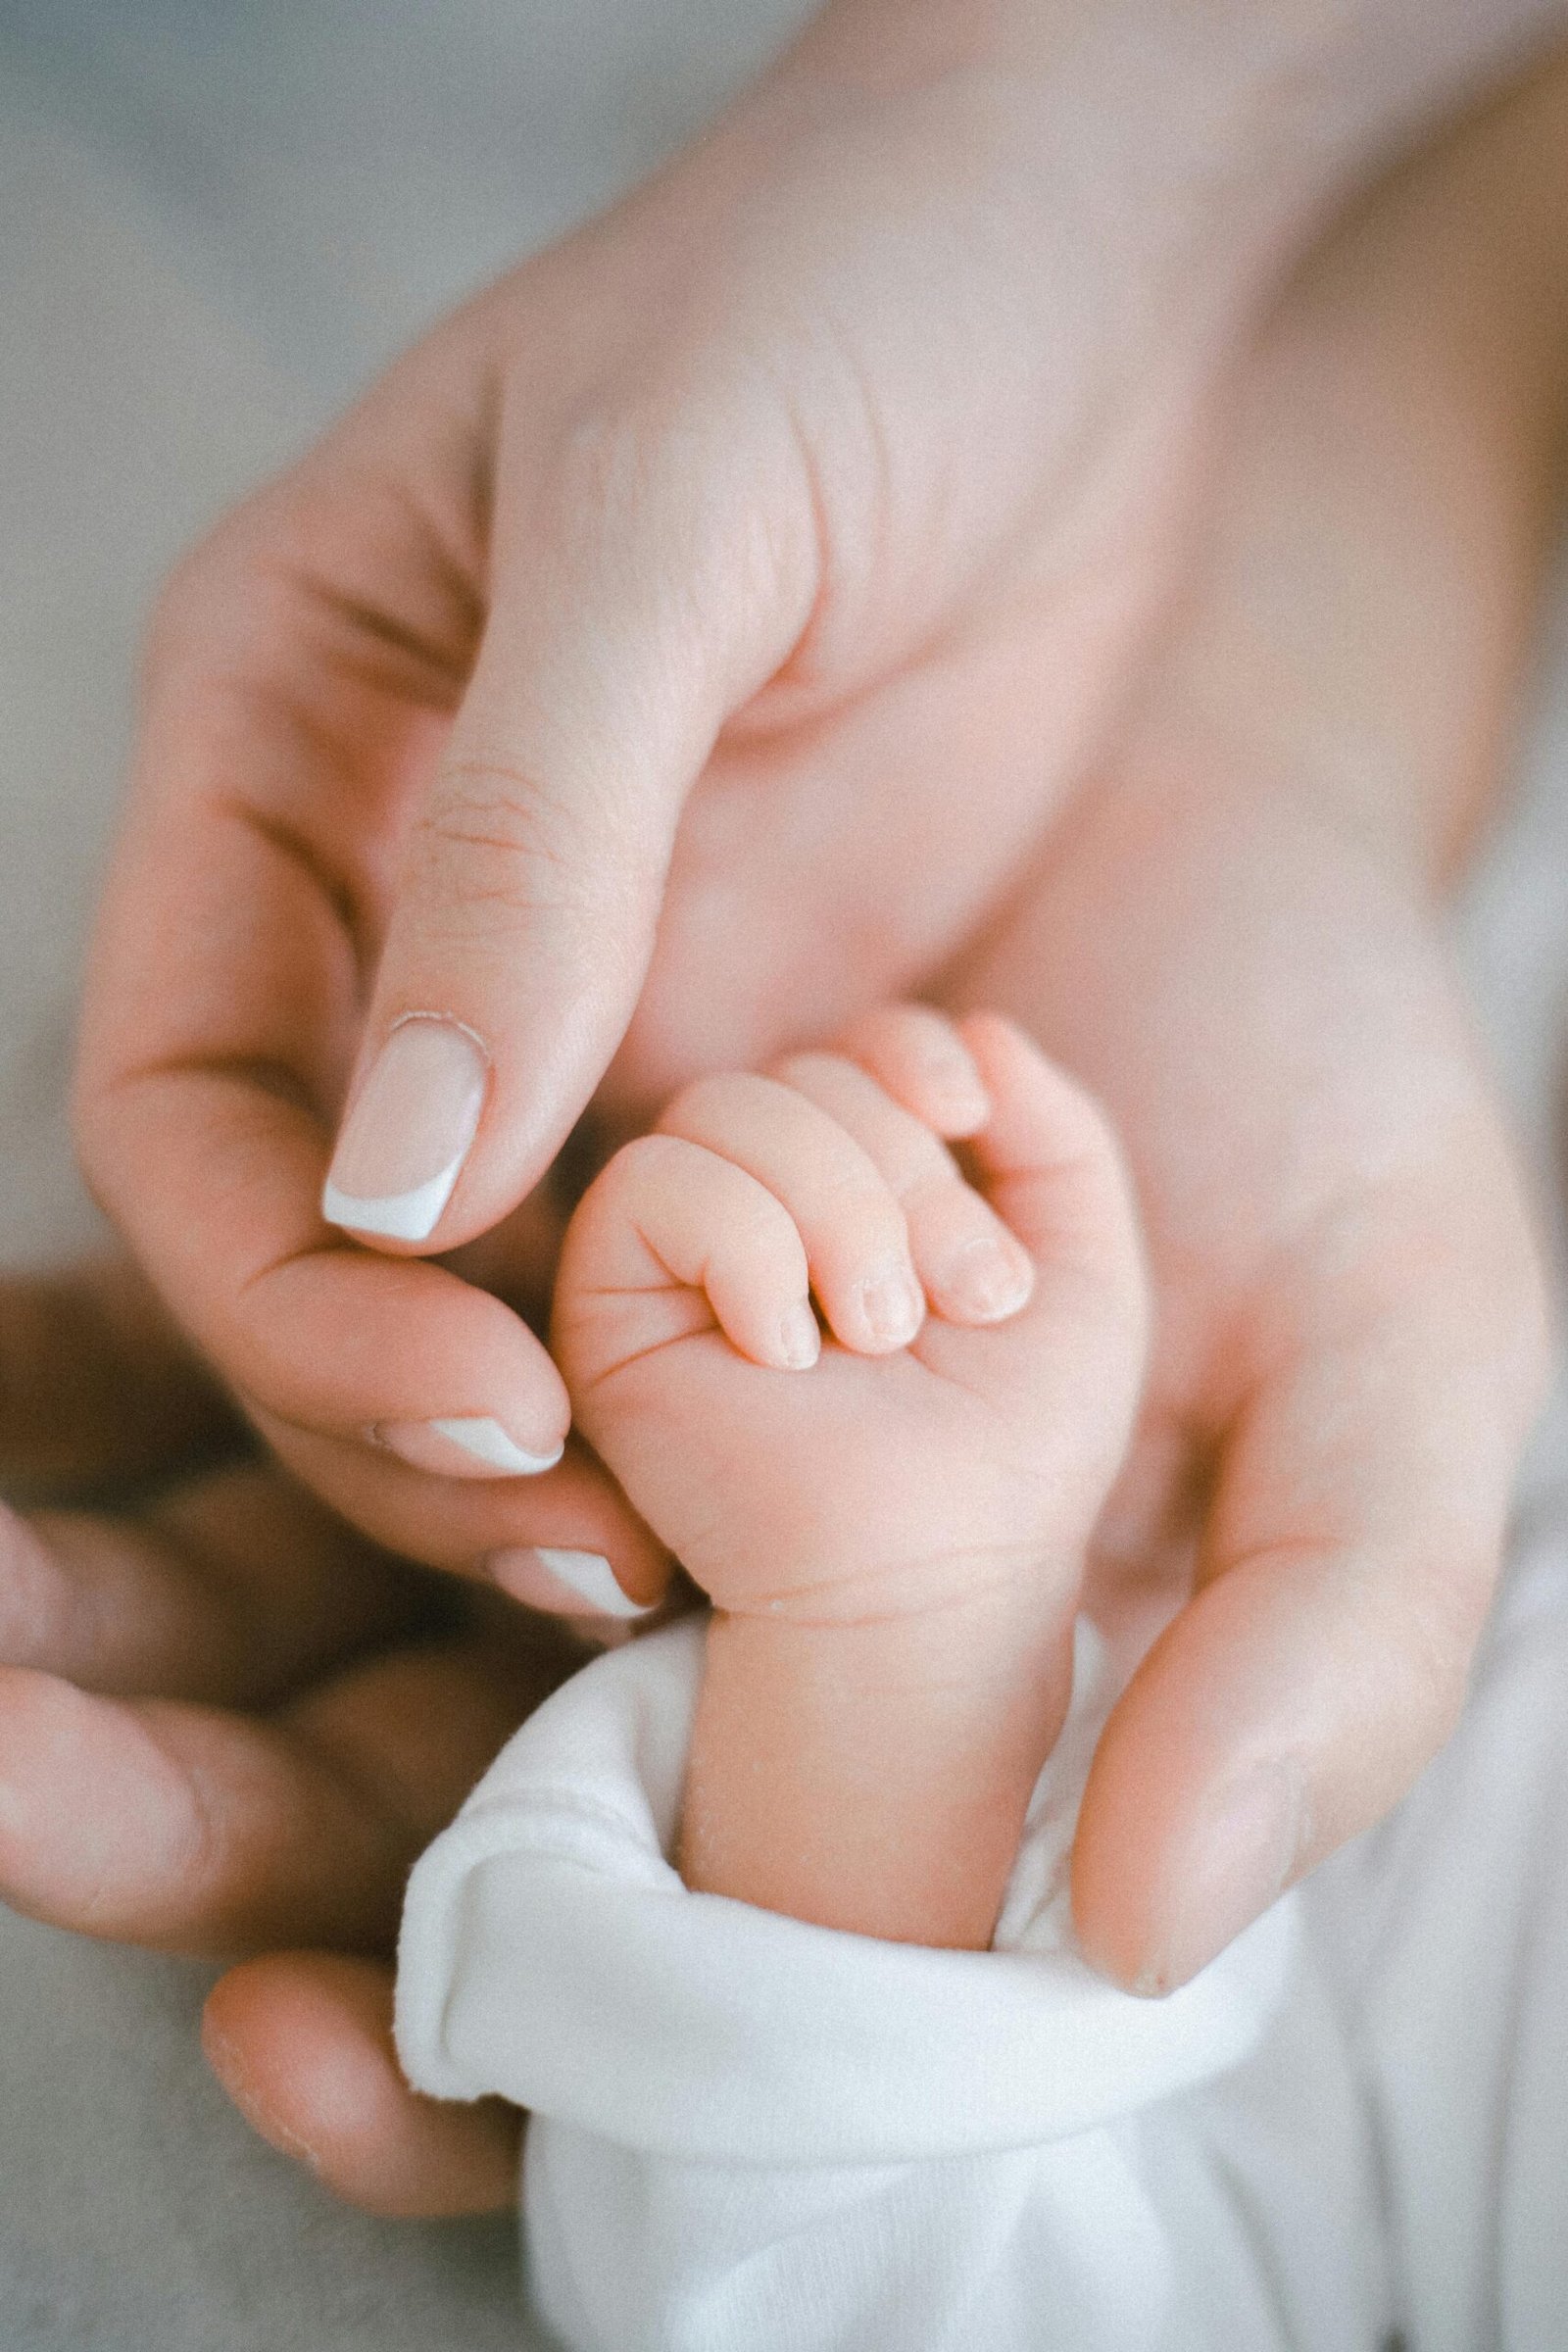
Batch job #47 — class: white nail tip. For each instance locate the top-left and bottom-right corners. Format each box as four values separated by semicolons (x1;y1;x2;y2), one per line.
321;1155;465;1243
535;1548;653;1619
427;1419;564;1476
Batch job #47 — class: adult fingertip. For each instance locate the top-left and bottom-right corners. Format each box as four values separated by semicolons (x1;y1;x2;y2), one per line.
202;1967;328;2177
204;1956;521;2217
372;1418;566;1479
1118;1756;1309;1996
489;1545;660;1621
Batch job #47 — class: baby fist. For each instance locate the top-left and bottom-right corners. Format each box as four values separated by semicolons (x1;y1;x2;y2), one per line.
552;1008;1147;1631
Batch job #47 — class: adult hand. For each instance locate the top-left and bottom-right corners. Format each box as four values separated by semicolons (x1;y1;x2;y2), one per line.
0;1260;589;2215
956;58;1568;1989
49;4;1568;2221
963;776;1548;1992
73;0;1559;1575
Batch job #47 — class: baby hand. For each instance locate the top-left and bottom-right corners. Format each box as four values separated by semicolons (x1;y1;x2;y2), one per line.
553;1007;1147;1945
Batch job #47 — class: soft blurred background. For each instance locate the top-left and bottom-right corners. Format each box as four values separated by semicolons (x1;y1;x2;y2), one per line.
1;4;1566;2344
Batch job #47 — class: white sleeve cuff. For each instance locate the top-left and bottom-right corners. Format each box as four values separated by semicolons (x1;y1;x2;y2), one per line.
395;1616;1297;2170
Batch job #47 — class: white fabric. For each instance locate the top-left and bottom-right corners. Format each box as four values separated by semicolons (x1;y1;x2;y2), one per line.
395;1621;1359;2352
398;1549;1568;2350
1302;1523;1568;2352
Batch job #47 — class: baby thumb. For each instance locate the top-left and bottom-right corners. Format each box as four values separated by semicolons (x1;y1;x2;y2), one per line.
322;391;820;1250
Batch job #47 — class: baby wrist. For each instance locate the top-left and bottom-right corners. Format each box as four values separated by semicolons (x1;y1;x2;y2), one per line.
680;1582;1078;1949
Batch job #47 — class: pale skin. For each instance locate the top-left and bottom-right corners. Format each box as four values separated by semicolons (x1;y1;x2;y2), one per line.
73;0;1567;1569
973;59;1568;1983
68;0;1568;1948
0;39;1560;2219
553;1008;1147;1947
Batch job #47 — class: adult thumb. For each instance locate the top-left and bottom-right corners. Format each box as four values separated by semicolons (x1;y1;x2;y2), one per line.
1071;1176;1550;1994
322;385;820;1250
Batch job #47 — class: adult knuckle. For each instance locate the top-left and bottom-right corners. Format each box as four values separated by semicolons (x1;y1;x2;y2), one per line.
142;545;233;694
145;543;214;662
415;760;627;936
546;369;816;643
143;486;290;684
550;398;663;537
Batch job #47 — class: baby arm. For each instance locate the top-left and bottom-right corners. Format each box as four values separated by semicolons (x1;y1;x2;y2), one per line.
553;1007;1147;1949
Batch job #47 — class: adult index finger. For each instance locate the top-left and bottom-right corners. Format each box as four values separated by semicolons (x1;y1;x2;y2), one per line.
74;512;573;1545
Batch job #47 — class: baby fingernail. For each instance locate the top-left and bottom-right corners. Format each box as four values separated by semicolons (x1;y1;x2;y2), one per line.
490;1546;655;1620
859;1263;924;1348
374;1418;564;1478
1136;1758;1307;1996
946;1236;1034;1321
323;1016;487;1242
778;1301;821;1369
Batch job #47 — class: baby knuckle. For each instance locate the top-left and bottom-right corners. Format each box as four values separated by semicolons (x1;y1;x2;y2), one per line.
601;1132;686;1198
733;1186;801;1258
655;1071;748;1138
825;1174;907;1248
767;1049;844;1094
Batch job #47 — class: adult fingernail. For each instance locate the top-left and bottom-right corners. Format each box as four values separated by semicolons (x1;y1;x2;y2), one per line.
859;1264;923;1348
944;1235;1034;1321
778;1301;821;1369
374;1418;564;1479
1136;1758;1307;1996
323;1017;487;1242
490;1546;655;1620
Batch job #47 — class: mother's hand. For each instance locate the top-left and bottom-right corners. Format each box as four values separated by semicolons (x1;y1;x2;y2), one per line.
0;1262;583;2214
959;60;1568;1987
69;0;1337;1574
47;5;1568;2220
71;0;1565;1580
964;769;1549;1991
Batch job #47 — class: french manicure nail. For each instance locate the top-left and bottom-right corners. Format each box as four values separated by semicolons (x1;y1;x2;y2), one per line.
323;1016;488;1242
490;1546;655;1620
778;1301;821;1369
374;1418;564;1479
1137;1758;1307;1996
859;1264;924;1349
945;1236;1034;1322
